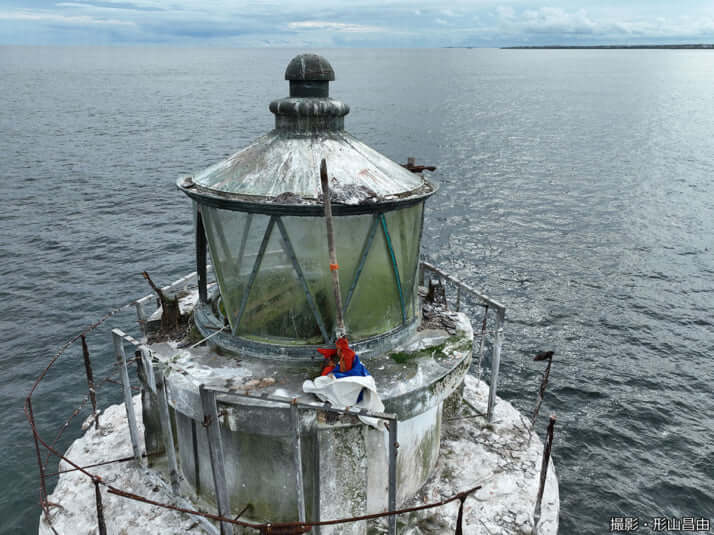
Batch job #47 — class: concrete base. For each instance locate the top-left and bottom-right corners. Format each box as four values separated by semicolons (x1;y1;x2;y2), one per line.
138;301;474;527
39;375;559;535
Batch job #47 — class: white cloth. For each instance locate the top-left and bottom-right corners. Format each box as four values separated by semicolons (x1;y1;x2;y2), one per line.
303;374;386;429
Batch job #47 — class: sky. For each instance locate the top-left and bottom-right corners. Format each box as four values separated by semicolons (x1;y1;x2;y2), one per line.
1;0;713;47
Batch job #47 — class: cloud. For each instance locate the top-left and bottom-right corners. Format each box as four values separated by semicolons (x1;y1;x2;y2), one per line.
488;6;714;43
519;7;596;35
287;21;381;33
0;9;134;26
54;1;165;12
496;6;515;20
1;2;714;46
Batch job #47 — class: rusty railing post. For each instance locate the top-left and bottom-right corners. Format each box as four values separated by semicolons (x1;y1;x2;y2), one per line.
387;418;399;535
27;398;49;517
312;426;321;535
81;334;99;429
531;351;554;430
533;415;556;531
94;478;108;535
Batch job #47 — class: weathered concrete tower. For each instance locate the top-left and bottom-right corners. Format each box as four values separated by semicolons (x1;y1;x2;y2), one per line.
141;54;474;534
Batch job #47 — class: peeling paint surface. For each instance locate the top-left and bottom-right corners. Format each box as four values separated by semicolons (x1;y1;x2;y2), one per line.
192;130;428;202
377;374;560;535
40;374;558;535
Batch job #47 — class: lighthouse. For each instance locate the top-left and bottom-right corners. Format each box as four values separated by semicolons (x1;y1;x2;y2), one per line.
36;53;561;535
142;54;473;534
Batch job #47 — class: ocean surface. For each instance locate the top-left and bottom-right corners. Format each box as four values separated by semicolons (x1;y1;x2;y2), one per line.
1;46;713;534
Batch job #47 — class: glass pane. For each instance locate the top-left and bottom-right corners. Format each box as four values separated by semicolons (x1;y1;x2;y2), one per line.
384;203;424;321
201;208;270;331
200;204;424;345
345;217;402;338
283;214;374;338
238;223;324;343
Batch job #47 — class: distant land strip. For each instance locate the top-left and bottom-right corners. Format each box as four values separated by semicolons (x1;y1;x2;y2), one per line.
501;44;714;49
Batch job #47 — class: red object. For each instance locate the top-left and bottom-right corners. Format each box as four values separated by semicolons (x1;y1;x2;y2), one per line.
329;263;339;271
317;337;355;373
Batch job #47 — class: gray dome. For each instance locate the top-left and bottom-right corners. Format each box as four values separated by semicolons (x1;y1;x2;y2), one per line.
190;130;427;203
285;53;335;81
181;55;435;209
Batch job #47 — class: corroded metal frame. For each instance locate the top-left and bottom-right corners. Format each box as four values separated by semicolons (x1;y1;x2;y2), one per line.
202;207;419;347
179;179;436;216
233;216;276;334
380;213;407;325
194;298;418;361
342;214;379;315
275;217;331;343
193;188;431;357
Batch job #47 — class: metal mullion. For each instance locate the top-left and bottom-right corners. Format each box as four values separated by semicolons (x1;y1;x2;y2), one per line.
380;214;407;325
343;214;379;316
233;216;276;334
196;210;208;304
411;204;426;319
209;211;234;266
234;213;253;278
275;217;331;343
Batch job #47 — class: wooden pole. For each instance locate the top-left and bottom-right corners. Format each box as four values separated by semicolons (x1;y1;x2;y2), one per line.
320;158;345;338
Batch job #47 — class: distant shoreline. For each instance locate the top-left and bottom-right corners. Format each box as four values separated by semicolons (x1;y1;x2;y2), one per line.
500;44;714;49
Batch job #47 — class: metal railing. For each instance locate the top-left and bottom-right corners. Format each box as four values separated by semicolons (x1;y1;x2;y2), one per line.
112;325;401;535
420;261;506;422
26;276;483;535
24;264;540;534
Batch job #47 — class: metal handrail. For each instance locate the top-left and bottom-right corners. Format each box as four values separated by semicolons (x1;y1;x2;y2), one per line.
420;261;506;313
28;270;491;535
420;261;506;422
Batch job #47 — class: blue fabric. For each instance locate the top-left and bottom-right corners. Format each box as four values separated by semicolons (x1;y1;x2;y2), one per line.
331;354;369;403
331;354;370;378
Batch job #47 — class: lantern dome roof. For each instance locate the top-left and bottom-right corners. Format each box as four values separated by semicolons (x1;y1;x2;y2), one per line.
179;54;435;212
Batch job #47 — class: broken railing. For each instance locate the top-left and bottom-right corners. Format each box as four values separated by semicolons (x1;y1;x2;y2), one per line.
419;261;507;422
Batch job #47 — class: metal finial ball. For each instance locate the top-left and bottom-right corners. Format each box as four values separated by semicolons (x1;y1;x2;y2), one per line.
285;54;335;82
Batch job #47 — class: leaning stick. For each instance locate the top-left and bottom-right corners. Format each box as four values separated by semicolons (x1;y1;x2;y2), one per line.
320;158;345;338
